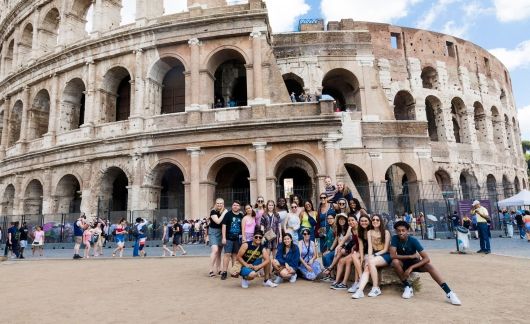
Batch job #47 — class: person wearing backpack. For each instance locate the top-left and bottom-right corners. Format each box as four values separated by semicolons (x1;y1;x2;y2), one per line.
133;218;149;257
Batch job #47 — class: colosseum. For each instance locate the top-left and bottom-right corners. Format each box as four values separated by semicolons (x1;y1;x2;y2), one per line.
0;0;526;226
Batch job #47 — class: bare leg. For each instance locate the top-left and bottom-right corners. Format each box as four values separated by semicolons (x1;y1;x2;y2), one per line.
335;257;346;283
222;253;231;272
368;256;388;287
391;259;406;281
341;258;353;285
209;245;220;273
351;252;362;282
422;263;444;285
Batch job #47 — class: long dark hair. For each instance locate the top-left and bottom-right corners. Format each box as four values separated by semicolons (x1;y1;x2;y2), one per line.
334;214;348;237
304;200;315;212
357;214;372;240
349;198;362;212
244;204;256;217
371;214;386;243
281;233;294;255
290;194;303;206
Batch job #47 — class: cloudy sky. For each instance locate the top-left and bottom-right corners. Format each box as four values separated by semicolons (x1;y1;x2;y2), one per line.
109;0;530;139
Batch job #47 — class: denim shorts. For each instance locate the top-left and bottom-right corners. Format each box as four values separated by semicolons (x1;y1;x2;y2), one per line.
209;227;222;246
224;239;240;254
240;259;262;277
379;252;392;265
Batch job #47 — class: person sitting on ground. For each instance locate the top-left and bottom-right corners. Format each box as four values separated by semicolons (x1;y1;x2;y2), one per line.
352;214;391;299
298;228;322;280
235;230;271;288
273;233;300;284
390;220;461;305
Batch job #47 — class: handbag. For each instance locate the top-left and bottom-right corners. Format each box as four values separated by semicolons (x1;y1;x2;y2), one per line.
230;245;261;277
263;214;277;242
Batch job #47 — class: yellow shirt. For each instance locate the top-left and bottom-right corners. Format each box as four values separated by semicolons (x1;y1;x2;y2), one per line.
475;206;489;223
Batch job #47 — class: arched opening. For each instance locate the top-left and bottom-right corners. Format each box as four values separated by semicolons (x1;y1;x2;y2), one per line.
421;66;438;89
56;175;82;213
425;96;439;141
60;78;86;132
504;114;513;149
211;159;250;204
6;39;14;75
158;164;185;219
102;66;131;122
491;106;503;147
19;24;33;64
24;179;43;215
208;49;247;108
275;154;317;203
513;117;521;152
393;90;415;120
344;164;371;210
523;179;527;190
99;167;129;217
486;174;498;200
0;110;4;143
384;163;418;215
40;8;60;53
500;89;507;107
502;174;513;199
283;73;305;101
80;0;95;34
473;102;486;144
435;169;452;193
451;98;468;143
322;68;361;111
28;89;50;140
514;176;521;194
150;57;186;114
459;171;479;200
1;184;15;215
8;100;23;147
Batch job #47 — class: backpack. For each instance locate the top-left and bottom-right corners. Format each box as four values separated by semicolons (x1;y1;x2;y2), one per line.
132;225;140;238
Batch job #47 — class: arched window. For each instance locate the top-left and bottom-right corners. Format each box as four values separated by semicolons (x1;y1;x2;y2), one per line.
473;102;486;144
149;56;186;114
451;97;469;143
19;24;33;64
322;68;361;111
425;95;444;141
40;8;60;53
283;73;305;102
491;106;503;147
60;78;86;132
8;100;23;147
394;91;415;120
421;66;438;89
102;66;131;122
28;89;51;140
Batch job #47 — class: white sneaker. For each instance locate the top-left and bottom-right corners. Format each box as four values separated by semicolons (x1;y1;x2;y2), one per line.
263;279;278;288
347;281;360;293
289;273;297;283
368;287;382;297
241;279;249;289
274;276;283;285
351;290;364;299
402;286;414;299
446;291;461;305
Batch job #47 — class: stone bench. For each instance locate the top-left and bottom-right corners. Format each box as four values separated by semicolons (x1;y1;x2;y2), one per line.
380;267;421;291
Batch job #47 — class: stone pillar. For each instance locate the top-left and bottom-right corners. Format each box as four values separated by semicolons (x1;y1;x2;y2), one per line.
19;86;30;142
82;59;96;134
253;142;267;198
91;0;122;35
129;152;143;211
31;8;41;60
188;38;201;111
79;161;93;216
0;96;11;154
187;147;201;219
41;169;53;214
250;31;264;104
136;0;164;25
323;137;338;181
43;74;59;145
128;49;145;131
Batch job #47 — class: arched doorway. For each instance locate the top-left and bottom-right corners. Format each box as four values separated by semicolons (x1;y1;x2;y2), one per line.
208;49;248;107
384;163;418;215
275;154;317;203
394;91;415;120
425;95;444;141
24;179;43;215
322;68;361;111
210;158;250;205
473;102;486;145
157;164;185;219
40;8;60;53
421;66;438;89
60;78;86;132
102;66;131;122
28;89;50;140
56;175;82;213
451;97;469;143
1;184;15;215
459;171;479;200
99;167;129;218
502;174;513;199
486;174;498;200
344;164;371;210
283;73;305;101
8;100;23;146
149;56;186;114
514;176;521;194
434;169;452;194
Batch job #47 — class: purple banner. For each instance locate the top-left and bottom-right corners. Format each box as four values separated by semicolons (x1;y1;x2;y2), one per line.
458;199;493;227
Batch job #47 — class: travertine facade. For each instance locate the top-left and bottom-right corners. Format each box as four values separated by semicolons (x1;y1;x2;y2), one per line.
0;0;526;220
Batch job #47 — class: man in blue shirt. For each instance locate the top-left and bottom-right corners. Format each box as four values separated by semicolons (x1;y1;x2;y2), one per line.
390;220;461;305
221;200;244;280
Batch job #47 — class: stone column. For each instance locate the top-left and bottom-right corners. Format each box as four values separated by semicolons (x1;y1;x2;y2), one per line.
0;96;11;150
41;168;53;214
253;142;267;198
129;152;143;211
31;8;41;60
129;49;145;131
323;137;338;182
188;38;201;111
19;86;30;142
82;59;96;135
91;0;122;35
250;31;264;104
136;0;164;25
43;74;59;146
187;147;201;219
13;25;21;68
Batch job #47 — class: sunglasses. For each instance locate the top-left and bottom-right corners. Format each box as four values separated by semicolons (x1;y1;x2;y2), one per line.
257;200;264;203
302;232;310;235
254;235;263;239
372;219;381;222
338;203;346;206
320;196;327;199
291;206;297;208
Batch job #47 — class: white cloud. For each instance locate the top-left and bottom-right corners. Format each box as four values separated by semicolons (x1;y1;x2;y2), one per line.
265;0;311;32
320;0;421;24
441;20;469;38
490;40;530;70
494;0;530;22
517;105;530;140
417;0;457;30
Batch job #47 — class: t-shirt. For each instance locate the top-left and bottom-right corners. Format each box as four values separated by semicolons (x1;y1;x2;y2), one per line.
33;231;45;244
19;226;29;240
515;214;523;226
8;226;18;241
173;223;183;235
474;206;489;223
223;210;243;240
451;214;459;227
183;223;191;232
242;241;264;264
391;235;424;256
209;209;224;229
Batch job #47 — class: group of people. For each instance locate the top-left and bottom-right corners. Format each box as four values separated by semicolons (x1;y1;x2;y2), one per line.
2;222;45;259
205;176;462;305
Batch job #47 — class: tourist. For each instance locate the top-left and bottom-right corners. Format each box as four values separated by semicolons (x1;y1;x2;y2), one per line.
284;202;301;242
242;204;257;242
450;211;459;232
335;198;349;215
352;214;391;299
31;225;45;257
112;218;127;257
83;223;93;258
18;222;29;259
5;221;20;258
322;213;348;280
93;218;106;257
189;220;196;244
318;193;336;254
472;200;491;254
261;200;281;288
133;217;149;257
331;181;353;204
299;200;317;241
254;196;266;226
172;219;187;255
273;233;300;284
348;198;367;221
329;215;361;291
291;194;304;215
462;215;471;230
515;211;525;239
91;221;103;257
73;214;87;259
276;197;288;224
161;220;174;256
208;198;228;277
523;211;530;241
390;220;461;305
221;200;244;280
235;230;271;288
193;219;201;244
298;228;322;280
290;92;297;102
324;176;337;200
183;220;191;244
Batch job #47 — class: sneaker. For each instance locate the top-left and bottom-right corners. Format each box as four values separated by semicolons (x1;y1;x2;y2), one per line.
329;282;338;289
241;279;249;289
476;249;485;253
347;281;360;293
274;276;283;285
289;273;297;283
368;287;382;297
446;291;462;306
484;250;491;254
220;272;227;280
351;290;365;299
321;276;334;283
263;279;278;288
331;283;348;290
402;286;414;299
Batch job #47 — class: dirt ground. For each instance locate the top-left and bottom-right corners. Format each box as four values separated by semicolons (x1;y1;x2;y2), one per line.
1;252;529;323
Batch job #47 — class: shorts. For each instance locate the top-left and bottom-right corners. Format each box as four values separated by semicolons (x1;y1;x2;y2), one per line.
163;238;170;245
240;259;262;278
173;235;182;245
116;235;125;245
19;240;27;248
138;237;147;250
378;252;392;265
74;236;83;244
402;258;426;272
209;227;222;246
344;240;355;254
224;239;240;254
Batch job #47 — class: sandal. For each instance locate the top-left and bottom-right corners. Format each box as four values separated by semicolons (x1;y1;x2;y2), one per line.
209;271;215;277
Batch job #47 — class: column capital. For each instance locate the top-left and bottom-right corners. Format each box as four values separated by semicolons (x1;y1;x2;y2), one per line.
85;58;95;65
250;31;262;39
252;141;267;150
187;146;201;155
188;38;201;46
133;48;144;55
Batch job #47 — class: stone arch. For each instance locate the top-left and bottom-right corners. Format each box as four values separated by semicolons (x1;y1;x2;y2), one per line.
19;23;33;63
206;47;248;107
207;156;251;205
344;163;371;210
0;109;4;144
6;39;14;73
486;174;498;200
23;179;43;215
393;90;415;120
502;174;513;199
421;66;438;89
28;89;50;140
425;95;445;141
283;73;305;101
55;174;82;213
435;169;452;192
40;7;60;53
1;184;15;215
491;106;503;147
504;114;514;149
148;162;186;218
500;88;508;107
98;166;130;213
149;56;186;114
274;153;320;203
8;100;23;147
514;176;521;194
101;66;132;122
69;0;93;34
321;68;361;111
459;170;479;200
60;78;86;132
384;163;419;215
473;102;486;144
451;97;469;143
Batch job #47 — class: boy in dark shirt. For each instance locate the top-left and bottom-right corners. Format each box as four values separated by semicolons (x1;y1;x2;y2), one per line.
390;220;461;305
221;200;244;280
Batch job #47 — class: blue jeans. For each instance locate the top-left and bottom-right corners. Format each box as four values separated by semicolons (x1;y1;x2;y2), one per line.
518;225;525;239
477;223;491;252
322;250;335;268
240;259;262;278
133;239;139;257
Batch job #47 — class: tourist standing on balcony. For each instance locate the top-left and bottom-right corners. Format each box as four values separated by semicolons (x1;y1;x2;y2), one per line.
290;92;297;102
317;193;336;254
242;204;257;242
261;200;281;288
472;200;491;254
209;198;228;277
18;222;29;259
284;202;301;242
72;214;87;259
221;200;244;280
112;218;127;257
254;196;265;226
